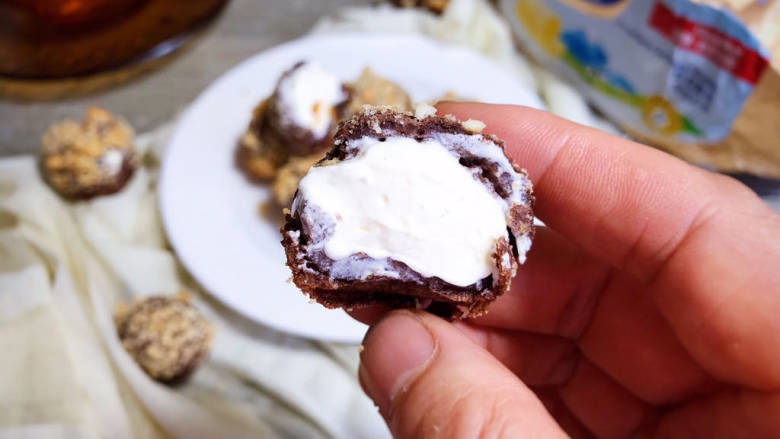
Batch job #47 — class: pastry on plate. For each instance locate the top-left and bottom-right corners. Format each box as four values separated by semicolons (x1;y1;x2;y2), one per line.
281;105;534;318
236;61;349;181
237;62;414;208
116;293;215;383
266;61;351;157
41;107;137;200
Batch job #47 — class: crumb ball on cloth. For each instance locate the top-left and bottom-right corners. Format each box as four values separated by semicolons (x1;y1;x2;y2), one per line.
41;107;137;200
115;293;215;383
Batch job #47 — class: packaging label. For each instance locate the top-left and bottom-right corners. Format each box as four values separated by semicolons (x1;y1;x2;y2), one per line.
502;0;771;142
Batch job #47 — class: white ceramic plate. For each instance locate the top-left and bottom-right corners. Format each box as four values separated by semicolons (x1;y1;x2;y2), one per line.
159;33;544;343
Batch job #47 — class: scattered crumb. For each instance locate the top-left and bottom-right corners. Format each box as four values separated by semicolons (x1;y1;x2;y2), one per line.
437;91;460;102
272;153;322;206
414;103;438;119
462;119;486;134
258;201;273;218
360;104;398;115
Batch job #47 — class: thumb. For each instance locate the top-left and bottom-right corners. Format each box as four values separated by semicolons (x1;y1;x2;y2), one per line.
359;310;567;439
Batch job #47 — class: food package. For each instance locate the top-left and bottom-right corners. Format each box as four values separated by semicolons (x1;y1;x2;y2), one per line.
500;0;780;177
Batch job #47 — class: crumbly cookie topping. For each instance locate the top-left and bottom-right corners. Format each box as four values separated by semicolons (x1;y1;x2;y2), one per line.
41;107;135;197
115;293;215;383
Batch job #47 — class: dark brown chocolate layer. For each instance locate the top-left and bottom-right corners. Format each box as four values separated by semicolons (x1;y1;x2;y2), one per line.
282;109;535;319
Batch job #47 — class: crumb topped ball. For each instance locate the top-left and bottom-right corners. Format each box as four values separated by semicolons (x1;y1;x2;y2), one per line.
116;293;215;383
282;105;534;318
344;68;412;117
41;107;137;200
267;61;350;156
272;152;324;207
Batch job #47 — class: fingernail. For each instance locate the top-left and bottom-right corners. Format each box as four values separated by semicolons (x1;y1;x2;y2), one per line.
358;311;436;413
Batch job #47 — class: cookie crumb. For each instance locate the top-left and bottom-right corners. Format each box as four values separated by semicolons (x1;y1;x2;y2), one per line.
272;153;323;206
461;119;486;134
414;103;438;119
346;68;412;116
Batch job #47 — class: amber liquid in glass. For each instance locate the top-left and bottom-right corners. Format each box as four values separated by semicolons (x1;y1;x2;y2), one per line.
0;0;228;78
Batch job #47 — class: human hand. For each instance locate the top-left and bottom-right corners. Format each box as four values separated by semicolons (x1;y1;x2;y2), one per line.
352;103;780;438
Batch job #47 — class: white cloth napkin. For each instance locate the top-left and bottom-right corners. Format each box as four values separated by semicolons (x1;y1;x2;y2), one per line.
0;124;389;439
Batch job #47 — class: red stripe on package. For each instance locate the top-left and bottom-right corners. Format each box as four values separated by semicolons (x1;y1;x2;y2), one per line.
649;2;768;84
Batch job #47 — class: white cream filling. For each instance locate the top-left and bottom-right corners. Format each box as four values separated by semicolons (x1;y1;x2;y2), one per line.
298;136;508;287
277;63;346;139
99;149;124;176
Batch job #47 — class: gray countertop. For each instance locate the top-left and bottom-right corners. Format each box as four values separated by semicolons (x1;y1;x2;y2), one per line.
0;0;369;156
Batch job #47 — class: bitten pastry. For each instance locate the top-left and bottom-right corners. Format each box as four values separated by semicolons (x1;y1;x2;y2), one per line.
281;106;534;318
41;107;137;199
116;293;215;383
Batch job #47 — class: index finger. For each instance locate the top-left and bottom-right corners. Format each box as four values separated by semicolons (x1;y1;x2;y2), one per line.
438;103;780;390
438;102;744;281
